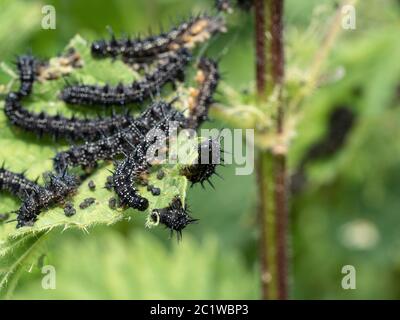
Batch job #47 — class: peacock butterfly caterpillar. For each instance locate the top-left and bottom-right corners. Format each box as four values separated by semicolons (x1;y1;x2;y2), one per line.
91;15;225;63
150;197;197;239
60;49;191;107
186;58;220;129
4;92;134;142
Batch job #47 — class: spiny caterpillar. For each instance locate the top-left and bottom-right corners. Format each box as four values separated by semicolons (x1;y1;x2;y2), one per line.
290;106;356;194
113;142;150;211
180;138;222;188
91;15;225;63
150;197;197;240
186;58;220;129
0;165;41;200
0;167;79;228
53;101;186;173
15;49;83;97
4;92;134;142
60;49;191;107
16;55;40;97
16;171;79;227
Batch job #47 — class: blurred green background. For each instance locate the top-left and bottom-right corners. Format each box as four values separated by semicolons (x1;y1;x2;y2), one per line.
0;0;399;299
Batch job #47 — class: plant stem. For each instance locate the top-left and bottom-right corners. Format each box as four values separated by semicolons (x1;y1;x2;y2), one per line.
254;0;271;300
269;0;288;300
254;0;267;100
255;0;288;300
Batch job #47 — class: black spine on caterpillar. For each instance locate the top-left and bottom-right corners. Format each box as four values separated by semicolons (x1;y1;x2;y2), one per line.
16;171;79;228
150;197;197;239
180;138;222;188
53;101;187;173
0;165;42;200
91;15;225;62
186;58;220;129
16;55;39;97
113;142;150;211
4;92;134;141
60;49;191;107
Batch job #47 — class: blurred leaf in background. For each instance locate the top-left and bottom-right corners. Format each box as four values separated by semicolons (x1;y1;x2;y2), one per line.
12;229;258;299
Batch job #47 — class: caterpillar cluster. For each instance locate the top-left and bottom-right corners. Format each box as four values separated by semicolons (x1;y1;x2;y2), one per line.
60;49;191;107
91;15;225;64
2;11;224;236
111;106;188;211
52;57;220;172
53;101;186;172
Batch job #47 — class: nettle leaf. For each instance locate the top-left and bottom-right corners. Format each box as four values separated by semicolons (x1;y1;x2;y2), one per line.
0;232;48;299
0;35;196;293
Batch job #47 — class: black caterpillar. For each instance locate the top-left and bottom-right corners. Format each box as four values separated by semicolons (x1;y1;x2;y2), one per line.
91;15;225;64
290;106;356;194
53;101;186;173
150;197;197;239
0;165;41;200
16;171;79;227
112;142;150;211
16;55;40;97
180;138;222;188
60;49;191;107
4;92;134;141
0;166;79;227
186;58;220;129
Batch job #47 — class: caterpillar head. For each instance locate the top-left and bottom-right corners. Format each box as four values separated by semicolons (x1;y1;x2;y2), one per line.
91;40;109;57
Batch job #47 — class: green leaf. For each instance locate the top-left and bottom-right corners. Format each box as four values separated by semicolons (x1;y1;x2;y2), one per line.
0;232;48;299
